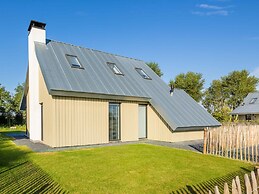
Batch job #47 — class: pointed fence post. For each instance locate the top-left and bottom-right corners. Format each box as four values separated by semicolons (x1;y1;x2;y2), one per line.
235;176;242;194
224;182;229;194
244;174;252;194
214;186;220;194
232;179;238;194
203;127;208;154
251;171;258;194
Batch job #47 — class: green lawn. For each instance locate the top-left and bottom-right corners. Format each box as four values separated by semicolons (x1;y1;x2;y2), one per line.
0;128;254;193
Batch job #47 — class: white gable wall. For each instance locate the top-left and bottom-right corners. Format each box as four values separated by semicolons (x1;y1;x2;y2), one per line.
28;27;46;141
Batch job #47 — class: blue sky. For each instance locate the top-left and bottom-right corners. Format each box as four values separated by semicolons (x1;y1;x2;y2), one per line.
0;0;259;93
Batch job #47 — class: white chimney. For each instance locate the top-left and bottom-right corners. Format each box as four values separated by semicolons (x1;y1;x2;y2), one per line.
28;20;46;141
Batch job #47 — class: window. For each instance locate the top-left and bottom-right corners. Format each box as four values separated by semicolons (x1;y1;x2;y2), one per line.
66;54;83;68
107;62;123;75
249;98;257;104
109;103;120;141
135;68;151;80
245;114;252;121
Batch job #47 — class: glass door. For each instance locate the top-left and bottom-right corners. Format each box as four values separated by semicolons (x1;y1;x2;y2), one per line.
109;103;120;141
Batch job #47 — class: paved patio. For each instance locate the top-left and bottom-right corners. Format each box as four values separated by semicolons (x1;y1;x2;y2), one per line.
7;132;203;153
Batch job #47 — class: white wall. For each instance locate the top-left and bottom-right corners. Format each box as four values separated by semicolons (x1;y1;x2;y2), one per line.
28;27;45;141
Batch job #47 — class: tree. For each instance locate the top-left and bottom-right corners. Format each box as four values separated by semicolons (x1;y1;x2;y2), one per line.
13;83;24;112
0;84;12;125
169;72;205;102
202;80;231;122
221;70;259;109
202;70;259;122
12;83;25;125
146;62;163;77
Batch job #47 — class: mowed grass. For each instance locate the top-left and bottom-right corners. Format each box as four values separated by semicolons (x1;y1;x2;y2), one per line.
0;128;254;193
32;144;253;193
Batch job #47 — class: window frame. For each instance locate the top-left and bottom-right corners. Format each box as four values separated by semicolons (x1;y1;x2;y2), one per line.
65;54;84;69
135;67;152;80
107;62;124;75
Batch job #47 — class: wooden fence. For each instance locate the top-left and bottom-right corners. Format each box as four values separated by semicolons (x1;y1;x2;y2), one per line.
209;169;259;194
204;124;259;163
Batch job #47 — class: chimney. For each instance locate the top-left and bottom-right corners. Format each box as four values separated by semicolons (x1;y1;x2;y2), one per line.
170;84;174;96
28;20;46;44
27;20;46;141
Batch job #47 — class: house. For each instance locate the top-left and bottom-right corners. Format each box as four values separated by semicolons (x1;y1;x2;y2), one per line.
231;92;259;121
20;20;220;147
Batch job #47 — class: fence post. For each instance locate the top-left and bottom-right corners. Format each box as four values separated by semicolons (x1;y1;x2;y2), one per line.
235;176;242;194
251;171;258;194
203;127;208;154
214;186;220;194
224;182;230;194
244;174;252;193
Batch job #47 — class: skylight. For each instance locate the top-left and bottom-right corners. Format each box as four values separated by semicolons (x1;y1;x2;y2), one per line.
250;98;257;104
66;54;83;68
107;62;123;75
135;68;151;80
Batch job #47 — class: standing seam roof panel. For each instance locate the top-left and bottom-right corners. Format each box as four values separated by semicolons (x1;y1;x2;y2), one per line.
35;40;221;131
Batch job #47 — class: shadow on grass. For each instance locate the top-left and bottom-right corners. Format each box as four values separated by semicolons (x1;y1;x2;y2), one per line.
0;132;68;193
0;161;68;193
171;168;251;194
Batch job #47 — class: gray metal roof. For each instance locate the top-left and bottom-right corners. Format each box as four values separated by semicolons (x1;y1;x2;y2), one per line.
231;92;259;115
35;39;220;131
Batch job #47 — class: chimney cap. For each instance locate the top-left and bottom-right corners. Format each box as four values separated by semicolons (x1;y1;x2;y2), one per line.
28;20;46;32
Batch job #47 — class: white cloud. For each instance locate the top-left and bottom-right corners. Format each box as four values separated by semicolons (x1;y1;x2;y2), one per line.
193;3;233;16
192;10;229;16
198;4;224;10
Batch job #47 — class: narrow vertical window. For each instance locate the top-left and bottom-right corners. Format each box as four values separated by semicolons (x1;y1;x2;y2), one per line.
109;103;120;141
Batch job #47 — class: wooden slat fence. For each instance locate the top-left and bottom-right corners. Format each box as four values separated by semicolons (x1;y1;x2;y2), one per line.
204;124;259;163
209;169;259;194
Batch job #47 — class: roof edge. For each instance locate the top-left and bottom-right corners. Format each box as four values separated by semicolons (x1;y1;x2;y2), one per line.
50;89;151;102
46;39;145;62
175;125;221;132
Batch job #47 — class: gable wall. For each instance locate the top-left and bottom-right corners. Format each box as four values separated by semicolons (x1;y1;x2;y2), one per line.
39;69;54;146
147;106;204;142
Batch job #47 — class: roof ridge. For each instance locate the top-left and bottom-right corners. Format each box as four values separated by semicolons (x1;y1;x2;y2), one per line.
46;39;144;62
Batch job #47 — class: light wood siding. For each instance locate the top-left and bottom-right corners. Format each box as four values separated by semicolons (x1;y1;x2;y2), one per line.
147;105;203;142
53;97;109;147
39;69;54;146
121;102;138;141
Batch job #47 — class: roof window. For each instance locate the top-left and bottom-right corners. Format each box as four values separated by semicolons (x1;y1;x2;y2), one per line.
250;98;257;104
66;54;83;69
135;68;151;80
107;62;123;75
